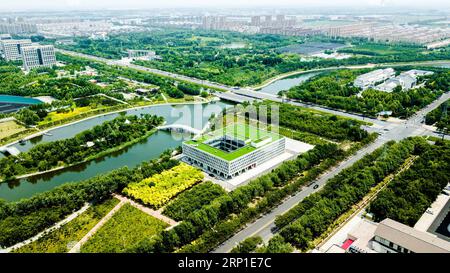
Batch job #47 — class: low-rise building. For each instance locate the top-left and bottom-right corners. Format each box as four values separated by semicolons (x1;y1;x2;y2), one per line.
182;123;286;180
375;74;417;92
372;218;450;253
135;87;159;96
402;69;434;78
354;68;395;90
0;34;12;40
334;217;450;253
374;69;433;92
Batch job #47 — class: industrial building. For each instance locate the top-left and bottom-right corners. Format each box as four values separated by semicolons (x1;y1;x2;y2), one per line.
354;68;395;90
21;45;57;71
182;124;286;180
0;39;32;61
374;69;434;92
323;185;450;254
371;218;450;253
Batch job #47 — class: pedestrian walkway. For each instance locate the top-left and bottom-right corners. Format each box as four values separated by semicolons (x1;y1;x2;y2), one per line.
1;203;90;253
161;93;168;103
68;199;126;253
113;194;178;226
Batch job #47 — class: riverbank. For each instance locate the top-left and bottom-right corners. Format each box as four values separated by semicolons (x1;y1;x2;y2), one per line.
251;67;336;90
0;98;214;150
0;127;161;184
0;101;231;202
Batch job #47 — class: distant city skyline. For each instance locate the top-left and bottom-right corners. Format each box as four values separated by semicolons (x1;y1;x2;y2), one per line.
1;0;450;12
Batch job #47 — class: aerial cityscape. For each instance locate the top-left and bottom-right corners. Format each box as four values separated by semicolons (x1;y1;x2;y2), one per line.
0;0;449;265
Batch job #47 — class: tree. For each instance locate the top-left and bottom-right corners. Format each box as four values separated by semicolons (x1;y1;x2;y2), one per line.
230;236;263;253
16;108;40;126
200;91;209;98
259;235;293;253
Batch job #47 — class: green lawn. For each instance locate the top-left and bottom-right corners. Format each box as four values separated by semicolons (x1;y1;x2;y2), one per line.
80;204;168;253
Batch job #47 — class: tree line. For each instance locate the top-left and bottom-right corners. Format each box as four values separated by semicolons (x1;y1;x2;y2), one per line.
0;114;164;180
425;99;449;132
286;69;449;118
126;143;344;253
368;140;450;226
275;137;426;251
0;151;178;248
254;102;369;142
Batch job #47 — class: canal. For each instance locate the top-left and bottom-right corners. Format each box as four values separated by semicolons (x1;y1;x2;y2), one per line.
257;72;320;96
0;101;232;202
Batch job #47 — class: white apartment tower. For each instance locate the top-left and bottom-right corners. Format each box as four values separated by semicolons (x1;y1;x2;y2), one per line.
0;39;32;61
22;45;57;71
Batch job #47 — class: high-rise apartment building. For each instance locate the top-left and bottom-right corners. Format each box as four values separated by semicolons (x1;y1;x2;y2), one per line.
251;16;261;26
0;22;38;34
0;39;32;61
22;45;57;71
276;15;285;22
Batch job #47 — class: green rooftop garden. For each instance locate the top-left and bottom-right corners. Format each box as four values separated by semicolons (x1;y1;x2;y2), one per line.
184;123;283;161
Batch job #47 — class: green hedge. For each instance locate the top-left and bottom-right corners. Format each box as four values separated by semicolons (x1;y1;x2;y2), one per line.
0;153;178;248
278;137;424;250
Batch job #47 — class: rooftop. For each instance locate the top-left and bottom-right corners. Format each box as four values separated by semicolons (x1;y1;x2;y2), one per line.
375;218;450;253
184;123;283;161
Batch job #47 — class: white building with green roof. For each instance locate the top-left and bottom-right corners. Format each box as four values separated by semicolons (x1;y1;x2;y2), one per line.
182;123;286;180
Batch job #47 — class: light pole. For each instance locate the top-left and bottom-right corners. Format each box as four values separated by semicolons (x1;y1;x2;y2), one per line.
441;127;448;141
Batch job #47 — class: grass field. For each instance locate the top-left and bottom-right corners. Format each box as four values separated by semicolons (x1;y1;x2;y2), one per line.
0;120;26;140
14;198;119;253
80;204;168;253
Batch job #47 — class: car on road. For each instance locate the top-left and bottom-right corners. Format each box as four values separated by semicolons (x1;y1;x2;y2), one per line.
313;184;319;189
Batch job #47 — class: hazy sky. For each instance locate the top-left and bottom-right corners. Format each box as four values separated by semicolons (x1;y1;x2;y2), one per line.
1;0;449;12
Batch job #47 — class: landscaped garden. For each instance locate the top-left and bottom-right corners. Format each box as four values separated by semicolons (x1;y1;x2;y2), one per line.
163;181;226;221
123;163;204;209
0;114;164;181
80;203;168;253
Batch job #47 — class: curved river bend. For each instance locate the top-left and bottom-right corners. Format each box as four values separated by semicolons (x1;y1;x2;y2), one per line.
0;71;318;202
0;102;231;201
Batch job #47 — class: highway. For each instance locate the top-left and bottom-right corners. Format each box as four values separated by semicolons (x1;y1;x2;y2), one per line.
57;47;450;95
213;91;450;253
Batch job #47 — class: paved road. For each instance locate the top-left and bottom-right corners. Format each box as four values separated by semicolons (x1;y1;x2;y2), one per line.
58;48;449;128
57;49;237;92
213;91;450;253
1;203;91;253
231;88;387;127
